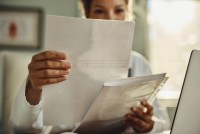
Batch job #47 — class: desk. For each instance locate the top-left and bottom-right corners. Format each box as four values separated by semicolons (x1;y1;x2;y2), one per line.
157;90;180;124
156;130;170;134
61;130;171;134
0;120;2;134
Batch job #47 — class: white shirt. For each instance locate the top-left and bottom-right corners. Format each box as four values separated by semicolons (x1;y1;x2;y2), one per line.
10;51;170;134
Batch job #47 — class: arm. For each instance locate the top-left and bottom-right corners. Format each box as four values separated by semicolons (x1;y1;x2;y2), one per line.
10;80;44;133
10;51;72;133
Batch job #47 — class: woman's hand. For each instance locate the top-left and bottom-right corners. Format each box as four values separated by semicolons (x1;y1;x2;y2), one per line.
124;100;154;133
26;51;71;105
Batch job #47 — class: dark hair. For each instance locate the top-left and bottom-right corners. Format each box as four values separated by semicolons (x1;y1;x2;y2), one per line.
81;0;128;18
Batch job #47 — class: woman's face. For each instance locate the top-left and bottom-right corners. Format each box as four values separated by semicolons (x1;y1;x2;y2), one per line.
89;0;127;20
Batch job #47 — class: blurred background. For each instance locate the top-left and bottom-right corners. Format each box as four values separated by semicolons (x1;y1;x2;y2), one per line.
0;0;200;133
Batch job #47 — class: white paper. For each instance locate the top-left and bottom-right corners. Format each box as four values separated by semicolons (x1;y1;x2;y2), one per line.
43;16;135;125
81;74;168;122
74;74;168;134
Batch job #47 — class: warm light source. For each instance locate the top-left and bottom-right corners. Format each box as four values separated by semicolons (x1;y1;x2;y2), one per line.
148;0;200;100
148;0;195;35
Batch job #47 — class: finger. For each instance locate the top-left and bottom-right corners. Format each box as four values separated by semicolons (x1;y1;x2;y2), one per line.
36;76;67;86
141;100;153;116
123;119;146;133
126;114;148;128
131;107;144;117
30;69;69;78
124;120;153;133
32;51;67;62
131;107;152;122
29;60;71;71
133;120;154;133
133;123;149;133
126;115;154;133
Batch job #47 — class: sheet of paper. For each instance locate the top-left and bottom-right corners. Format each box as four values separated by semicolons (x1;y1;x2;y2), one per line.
43;16;135;125
81;74;168;123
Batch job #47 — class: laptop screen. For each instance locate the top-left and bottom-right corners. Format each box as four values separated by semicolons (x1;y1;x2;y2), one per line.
170;50;200;134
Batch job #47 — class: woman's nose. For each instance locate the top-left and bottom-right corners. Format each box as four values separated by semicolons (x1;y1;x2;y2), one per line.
105;11;117;20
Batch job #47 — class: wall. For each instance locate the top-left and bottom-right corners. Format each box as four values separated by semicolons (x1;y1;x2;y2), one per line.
0;0;80;51
0;1;79;133
0;0;79;17
0;0;150;133
0;0;148;56
132;0;148;58
0;54;4;134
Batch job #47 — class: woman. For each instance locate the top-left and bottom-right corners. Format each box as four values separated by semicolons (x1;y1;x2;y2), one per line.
11;0;170;133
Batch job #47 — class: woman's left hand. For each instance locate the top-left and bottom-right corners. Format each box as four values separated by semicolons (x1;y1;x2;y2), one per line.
124;99;154;133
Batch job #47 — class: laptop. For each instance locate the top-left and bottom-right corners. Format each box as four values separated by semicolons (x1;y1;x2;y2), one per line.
170;49;200;134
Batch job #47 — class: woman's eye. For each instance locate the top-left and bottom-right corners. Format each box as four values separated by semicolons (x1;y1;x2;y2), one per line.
94;9;104;14
115;9;124;14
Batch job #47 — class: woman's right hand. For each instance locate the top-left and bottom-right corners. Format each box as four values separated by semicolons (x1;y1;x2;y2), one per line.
26;51;71;105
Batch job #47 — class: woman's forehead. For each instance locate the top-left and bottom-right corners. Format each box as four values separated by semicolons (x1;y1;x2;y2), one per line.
91;0;127;8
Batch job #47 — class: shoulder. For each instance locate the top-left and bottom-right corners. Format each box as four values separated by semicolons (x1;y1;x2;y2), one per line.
129;51;152;77
130;51;150;66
